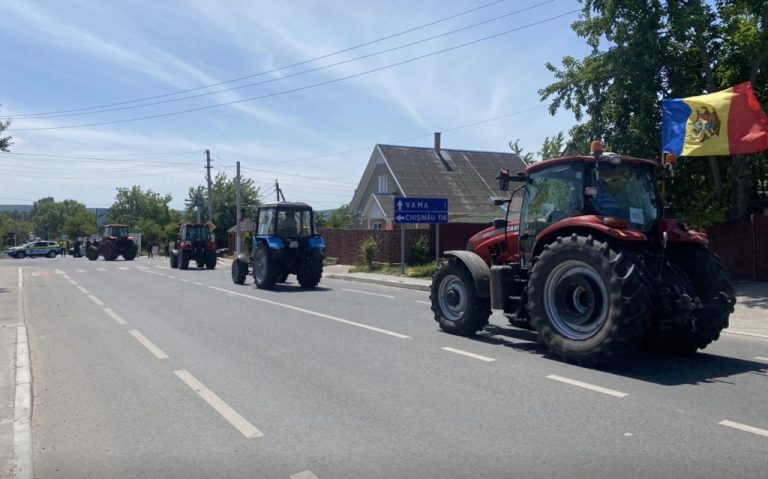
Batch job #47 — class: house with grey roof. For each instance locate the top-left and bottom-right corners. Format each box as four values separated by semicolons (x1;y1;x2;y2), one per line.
348;133;528;229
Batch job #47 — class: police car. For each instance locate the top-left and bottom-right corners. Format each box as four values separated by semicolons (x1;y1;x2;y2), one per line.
5;241;62;259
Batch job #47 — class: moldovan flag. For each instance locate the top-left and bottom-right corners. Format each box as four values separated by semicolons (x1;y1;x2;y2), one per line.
661;82;768;156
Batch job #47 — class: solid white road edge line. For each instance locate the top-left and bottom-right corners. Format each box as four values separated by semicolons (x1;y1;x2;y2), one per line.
128;330;169;359
719;420;768;438
14;267;34;479
209;286;411;339
174;369;263;438
290;471;320;479
342;288;395;299
442;347;495;362
104;308;127;325
88;295;104;306
723;330;768;340
546;374;628;398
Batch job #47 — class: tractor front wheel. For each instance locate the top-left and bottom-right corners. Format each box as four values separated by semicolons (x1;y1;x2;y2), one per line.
430;259;491;336
205;250;217;270
86;246;100;261
297;259;323;288
526;234;651;365
659;246;735;355
253;245;276;290
180;250;191;270
232;260;248;285
122;243;138;261
101;240;118;261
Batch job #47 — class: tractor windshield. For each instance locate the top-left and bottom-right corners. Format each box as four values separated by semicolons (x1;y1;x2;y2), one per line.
186;227;210;241
591;164;658;230
276;209;314;237
520;162;584;235
108;226;128;237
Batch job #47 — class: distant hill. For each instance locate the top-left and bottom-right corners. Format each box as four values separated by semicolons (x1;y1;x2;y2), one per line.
0;204;33;213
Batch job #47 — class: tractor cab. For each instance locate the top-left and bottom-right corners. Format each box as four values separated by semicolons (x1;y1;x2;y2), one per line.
516;152;661;267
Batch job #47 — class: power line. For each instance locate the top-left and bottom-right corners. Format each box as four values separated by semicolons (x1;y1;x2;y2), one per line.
0;151;202;166
2;0;510;119
11;9;579;131
6;1;556;120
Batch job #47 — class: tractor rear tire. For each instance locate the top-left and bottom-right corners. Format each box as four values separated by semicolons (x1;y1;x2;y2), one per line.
205;251;217;270
253;244;276;290
101;240;118;261
297;260;323;288
659;246;735;355
232;260;247;285
86;246;100;261
122;243;137;261
430;259;491;336
180;250;191;270
170;252;178;269
526;234;651;365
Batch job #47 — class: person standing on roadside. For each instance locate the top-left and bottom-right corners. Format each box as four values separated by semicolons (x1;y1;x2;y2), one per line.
147;242;153;258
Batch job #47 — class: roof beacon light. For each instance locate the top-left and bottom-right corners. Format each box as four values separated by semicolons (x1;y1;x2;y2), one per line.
590;140;604;158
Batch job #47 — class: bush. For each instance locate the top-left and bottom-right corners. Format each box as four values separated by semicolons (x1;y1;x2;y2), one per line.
359;237;380;268
410;234;430;265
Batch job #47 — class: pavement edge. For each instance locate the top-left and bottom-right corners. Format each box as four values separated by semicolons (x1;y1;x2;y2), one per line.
13;267;33;479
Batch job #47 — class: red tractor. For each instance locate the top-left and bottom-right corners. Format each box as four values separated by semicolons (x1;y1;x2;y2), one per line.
86;224;138;261
430;142;735;365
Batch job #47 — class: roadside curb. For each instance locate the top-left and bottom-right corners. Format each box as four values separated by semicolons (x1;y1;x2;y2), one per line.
324;274;431;292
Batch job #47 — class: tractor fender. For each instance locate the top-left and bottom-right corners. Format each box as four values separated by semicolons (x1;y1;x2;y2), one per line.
235;253;249;264
442;250;491;298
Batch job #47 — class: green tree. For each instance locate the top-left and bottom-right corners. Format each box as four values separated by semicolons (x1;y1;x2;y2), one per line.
185;172;260;246
30;197;63;239
538;132;566;159
0;105;11;152
107;186;174;227
509;139;534;164
0;212;31;246
539;0;768;225
324;205;352;229
62;212;97;239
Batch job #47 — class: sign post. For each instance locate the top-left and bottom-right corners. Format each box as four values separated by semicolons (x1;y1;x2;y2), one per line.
393;197;448;274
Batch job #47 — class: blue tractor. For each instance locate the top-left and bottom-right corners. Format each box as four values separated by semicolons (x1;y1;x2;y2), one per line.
231;202;325;289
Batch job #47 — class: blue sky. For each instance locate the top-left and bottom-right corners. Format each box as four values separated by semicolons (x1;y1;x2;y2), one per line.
0;0;589;211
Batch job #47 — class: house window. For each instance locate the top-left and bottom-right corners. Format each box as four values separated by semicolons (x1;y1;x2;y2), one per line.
377;175;388;193
372;222;383;230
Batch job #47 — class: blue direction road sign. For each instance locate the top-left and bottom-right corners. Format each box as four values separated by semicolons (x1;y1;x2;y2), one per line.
393;197;448;224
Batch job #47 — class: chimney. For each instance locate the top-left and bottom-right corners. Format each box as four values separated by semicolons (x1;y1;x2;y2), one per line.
434;131;441;154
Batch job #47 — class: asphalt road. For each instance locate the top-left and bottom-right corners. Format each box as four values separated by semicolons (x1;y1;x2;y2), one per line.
6;256;768;478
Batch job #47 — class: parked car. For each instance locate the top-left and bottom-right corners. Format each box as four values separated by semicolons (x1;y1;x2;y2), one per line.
5;241;62;259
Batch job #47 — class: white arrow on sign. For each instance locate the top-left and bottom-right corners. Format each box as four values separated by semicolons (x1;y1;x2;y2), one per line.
395;215;404;221
396;200;403;211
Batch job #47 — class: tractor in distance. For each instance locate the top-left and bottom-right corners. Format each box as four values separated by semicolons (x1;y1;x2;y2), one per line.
169;223;217;270
430;141;736;365
231;202;325;289
86;224;138;261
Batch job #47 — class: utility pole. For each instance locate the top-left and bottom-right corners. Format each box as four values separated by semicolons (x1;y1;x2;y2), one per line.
236;161;242;256
205;149;213;222
196;186;202;223
275;179;285;202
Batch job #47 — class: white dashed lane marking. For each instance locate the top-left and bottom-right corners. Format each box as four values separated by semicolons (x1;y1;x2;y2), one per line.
342;288;394;299
442;347;495;362
174;370;263;439
97;267;107;272
193;282;203;286
755;357;768;362
128;330;169;359
77;286;89;294
415;300;431;305
117;267;130;271
719;420;768;438
723;330;768;340
290;471;320;479
136;268;165;276
209;286;411;339
88;295;104;306
104;308;127;325
546;375;628;398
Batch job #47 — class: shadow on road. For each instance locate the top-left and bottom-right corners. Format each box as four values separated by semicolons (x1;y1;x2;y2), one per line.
0;288;9;294
473;324;768;386
734;281;768;309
